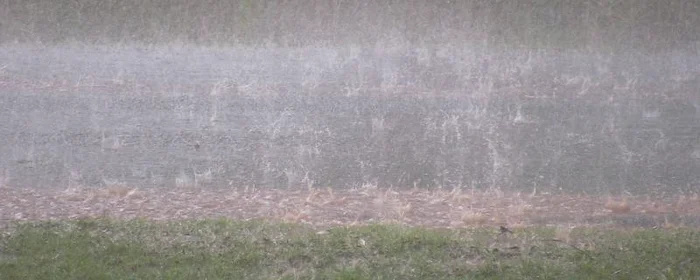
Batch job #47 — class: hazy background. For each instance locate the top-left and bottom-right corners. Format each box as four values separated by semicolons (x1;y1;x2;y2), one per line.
0;0;698;194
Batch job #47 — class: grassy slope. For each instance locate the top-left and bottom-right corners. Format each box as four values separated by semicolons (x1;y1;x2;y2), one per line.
0;219;698;279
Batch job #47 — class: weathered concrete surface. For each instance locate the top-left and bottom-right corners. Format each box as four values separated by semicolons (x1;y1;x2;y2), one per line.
0;46;698;194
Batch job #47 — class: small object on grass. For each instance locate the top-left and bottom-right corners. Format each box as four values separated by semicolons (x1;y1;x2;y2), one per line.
500;226;513;235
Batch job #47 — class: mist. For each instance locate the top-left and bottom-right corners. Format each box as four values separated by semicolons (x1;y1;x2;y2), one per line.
0;0;698;196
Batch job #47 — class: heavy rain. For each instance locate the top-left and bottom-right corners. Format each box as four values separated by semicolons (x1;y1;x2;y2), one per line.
0;1;699;278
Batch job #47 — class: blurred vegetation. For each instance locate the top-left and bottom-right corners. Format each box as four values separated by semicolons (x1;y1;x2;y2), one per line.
1;0;698;52
1;219;699;279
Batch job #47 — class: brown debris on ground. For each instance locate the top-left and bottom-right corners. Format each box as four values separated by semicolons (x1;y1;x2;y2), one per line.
1;185;699;229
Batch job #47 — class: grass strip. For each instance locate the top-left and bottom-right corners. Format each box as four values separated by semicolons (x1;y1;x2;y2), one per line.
0;219;698;279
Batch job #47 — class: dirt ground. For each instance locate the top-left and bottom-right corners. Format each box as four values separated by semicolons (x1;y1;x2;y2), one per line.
2;185;699;230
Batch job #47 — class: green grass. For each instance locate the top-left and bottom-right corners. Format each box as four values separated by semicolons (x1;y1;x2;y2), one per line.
1;219;698;279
